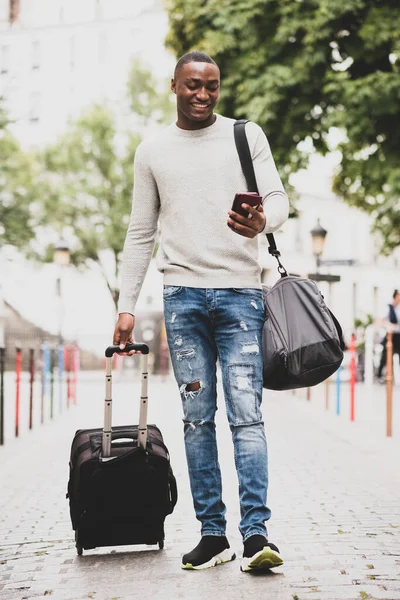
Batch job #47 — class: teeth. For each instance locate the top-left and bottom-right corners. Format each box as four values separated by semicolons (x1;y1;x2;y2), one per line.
192;104;208;108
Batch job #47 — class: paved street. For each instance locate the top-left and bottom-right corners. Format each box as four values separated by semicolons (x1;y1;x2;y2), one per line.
0;369;399;600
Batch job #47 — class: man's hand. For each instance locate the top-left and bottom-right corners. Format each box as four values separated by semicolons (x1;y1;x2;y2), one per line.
113;313;139;356
227;203;266;238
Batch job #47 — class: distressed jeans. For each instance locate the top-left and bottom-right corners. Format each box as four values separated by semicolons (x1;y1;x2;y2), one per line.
163;286;271;541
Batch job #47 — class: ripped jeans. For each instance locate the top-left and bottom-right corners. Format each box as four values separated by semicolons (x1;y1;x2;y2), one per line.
163;286;271;541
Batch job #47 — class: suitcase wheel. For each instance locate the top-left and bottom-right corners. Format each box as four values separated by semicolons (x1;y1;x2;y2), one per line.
75;530;83;556
159;539;164;550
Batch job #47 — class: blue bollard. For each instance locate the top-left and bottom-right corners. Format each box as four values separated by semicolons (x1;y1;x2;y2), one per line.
58;344;64;413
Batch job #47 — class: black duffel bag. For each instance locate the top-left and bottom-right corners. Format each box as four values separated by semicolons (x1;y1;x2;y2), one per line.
234;120;345;390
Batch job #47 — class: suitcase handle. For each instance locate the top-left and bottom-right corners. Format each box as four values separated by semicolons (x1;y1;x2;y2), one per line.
102;344;149;458
105;343;150;357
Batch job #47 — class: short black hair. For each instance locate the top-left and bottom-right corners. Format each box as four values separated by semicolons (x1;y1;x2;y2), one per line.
174;51;218;78
394;289;399;299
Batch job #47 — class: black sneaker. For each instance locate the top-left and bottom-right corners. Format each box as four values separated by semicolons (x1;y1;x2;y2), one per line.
181;536;236;570
241;535;283;572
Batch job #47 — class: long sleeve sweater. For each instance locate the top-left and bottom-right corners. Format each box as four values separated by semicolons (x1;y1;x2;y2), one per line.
118;114;289;315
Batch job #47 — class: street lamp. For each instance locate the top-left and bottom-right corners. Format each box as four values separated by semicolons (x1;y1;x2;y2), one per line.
53;240;71;267
310;219;327;272
53;240;70;343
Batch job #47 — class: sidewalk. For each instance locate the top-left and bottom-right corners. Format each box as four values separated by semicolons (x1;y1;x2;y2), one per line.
0;371;399;600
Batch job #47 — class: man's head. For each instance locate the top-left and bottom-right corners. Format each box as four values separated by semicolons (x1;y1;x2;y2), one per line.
171;51;220;130
393;289;400;306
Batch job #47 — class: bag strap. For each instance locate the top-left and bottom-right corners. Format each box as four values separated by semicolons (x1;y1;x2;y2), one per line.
234;119;287;276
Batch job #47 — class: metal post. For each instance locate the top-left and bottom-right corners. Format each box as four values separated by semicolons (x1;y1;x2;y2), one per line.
58;343;64;413
29;348;34;429
50;347;55;419
40;346;44;424
65;344;71;408
42;342;50;423
0;292;5;445
15;347;22;437
364;325;375;386
386;330;393;437
349;334;356;422
0;347;5;445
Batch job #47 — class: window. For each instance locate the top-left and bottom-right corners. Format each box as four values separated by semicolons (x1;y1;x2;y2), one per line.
95;0;103;20
70;35;76;69
1;46;9;74
29;92;41;122
98;31;107;64
32;41;40;70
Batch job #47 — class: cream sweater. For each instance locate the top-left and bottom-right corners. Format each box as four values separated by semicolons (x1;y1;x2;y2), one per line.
118;114;289;315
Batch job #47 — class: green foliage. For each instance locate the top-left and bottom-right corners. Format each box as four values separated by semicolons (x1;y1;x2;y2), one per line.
127;58;175;124
40;103;141;309
35;60;175;310
0;101;38;249
165;0;400;254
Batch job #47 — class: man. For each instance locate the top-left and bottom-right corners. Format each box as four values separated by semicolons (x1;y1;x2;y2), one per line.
114;51;289;572
377;289;400;382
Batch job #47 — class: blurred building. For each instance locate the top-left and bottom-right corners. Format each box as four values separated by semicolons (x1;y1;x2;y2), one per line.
1;0;399;345
0;0;174;146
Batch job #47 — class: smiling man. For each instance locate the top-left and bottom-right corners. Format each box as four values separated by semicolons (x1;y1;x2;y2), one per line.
114;51;289;572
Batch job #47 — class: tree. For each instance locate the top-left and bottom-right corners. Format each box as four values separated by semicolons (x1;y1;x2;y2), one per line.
38;60;175;311
165;0;400;254
126;58;175;125
0;101;39;249
40;103;141;311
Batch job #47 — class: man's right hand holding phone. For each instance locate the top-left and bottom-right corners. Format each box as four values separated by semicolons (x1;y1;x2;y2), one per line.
228;192;266;239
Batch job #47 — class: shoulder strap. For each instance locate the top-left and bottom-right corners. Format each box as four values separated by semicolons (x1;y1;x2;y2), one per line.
234;120;286;275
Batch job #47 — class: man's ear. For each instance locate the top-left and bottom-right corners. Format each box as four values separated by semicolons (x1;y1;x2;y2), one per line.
171;78;176;94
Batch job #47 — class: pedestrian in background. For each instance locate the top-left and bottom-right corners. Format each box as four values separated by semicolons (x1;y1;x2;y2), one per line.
113;51;289;572
377;289;400;382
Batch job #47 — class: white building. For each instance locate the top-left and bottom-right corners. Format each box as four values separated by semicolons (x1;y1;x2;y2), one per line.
0;0;175;146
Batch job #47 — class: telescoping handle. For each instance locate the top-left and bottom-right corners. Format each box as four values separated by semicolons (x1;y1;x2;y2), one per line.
103;343;150;458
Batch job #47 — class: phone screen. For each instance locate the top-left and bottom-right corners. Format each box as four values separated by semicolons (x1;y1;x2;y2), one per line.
232;193;262;218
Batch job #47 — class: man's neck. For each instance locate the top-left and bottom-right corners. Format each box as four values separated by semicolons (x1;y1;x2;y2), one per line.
176;113;217;131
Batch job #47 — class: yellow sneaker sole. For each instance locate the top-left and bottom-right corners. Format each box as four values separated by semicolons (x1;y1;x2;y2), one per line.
241;546;284;572
182;549;236;570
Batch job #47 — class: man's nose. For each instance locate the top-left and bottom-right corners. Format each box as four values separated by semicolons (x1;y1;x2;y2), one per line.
196;87;209;101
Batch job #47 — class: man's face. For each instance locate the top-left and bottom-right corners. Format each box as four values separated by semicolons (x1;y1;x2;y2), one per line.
171;61;220;126
394;292;400;306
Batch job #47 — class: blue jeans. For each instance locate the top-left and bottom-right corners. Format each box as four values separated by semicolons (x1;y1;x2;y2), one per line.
163;286;271;542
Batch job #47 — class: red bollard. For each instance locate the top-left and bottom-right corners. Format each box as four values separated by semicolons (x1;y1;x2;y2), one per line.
349;334;356;422
71;345;79;405
65;345;71;409
15;348;22;437
29;348;35;430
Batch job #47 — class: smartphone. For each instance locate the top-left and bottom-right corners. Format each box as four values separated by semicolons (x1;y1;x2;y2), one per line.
231;192;262;218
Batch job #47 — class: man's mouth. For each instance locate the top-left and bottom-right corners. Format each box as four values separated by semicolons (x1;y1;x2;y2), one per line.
191;103;210;110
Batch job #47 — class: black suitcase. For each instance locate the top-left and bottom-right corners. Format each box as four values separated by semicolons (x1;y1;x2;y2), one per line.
66;343;178;555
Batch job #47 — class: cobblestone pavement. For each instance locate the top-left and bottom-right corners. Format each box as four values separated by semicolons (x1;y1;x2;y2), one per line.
0;369;399;600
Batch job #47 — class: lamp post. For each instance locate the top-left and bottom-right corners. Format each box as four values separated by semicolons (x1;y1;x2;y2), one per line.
308;221;340;412
310;219;328;273
53;240;70;344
